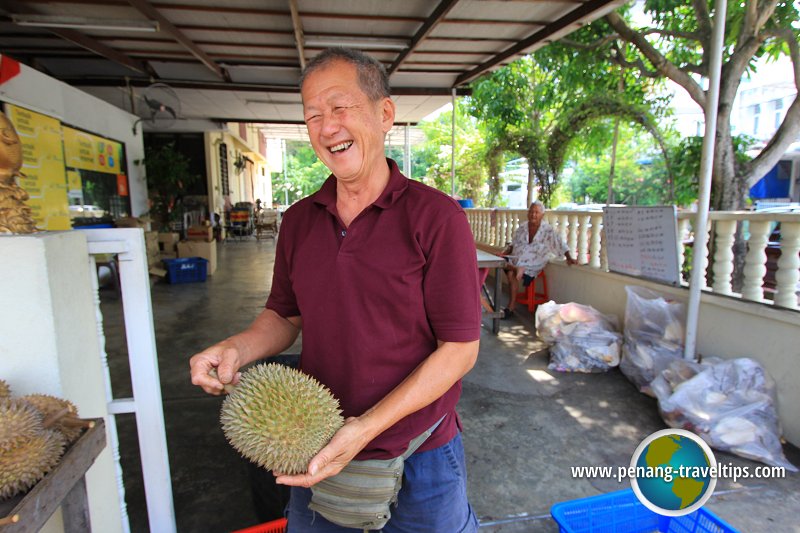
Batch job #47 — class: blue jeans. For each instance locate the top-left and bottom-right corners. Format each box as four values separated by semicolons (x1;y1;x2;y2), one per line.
286;432;478;532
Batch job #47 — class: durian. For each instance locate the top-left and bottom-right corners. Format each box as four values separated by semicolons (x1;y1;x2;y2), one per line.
21;394;83;444
220;363;344;475
0;379;10;400
0;430;65;500
0;401;43;452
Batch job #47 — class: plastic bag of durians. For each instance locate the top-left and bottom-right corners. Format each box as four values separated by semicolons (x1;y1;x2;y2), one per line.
0;378;89;500
652;357;797;472
535;301;622;373
619;286;686;395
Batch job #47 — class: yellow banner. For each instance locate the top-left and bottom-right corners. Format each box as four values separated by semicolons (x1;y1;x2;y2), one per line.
5;104;70;230
63;126;124;174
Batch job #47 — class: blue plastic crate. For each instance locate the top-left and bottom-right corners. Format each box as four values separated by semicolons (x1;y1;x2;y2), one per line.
163;257;208;284
551;489;739;533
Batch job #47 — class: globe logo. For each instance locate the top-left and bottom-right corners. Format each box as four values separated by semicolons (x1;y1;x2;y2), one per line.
630;429;717;517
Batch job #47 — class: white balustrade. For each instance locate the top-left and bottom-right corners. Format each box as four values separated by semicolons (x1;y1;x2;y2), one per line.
711;219;737;295
590;214;602;268
677;218;691;274
741;220;771;302
775;222;800;309
577;215;590;265
466;208;800;310
568;214;579;258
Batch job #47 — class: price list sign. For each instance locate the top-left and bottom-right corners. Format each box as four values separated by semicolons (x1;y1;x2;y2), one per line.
602;206;681;286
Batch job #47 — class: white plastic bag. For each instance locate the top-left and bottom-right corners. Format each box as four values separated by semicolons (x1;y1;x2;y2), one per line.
657;358;797;471
620;286;686;394
535;301;622;373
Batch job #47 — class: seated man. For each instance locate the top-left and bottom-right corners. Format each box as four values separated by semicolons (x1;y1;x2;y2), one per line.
502;201;575;318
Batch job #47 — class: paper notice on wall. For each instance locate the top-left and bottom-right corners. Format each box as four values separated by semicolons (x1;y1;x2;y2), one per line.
602;206;681;286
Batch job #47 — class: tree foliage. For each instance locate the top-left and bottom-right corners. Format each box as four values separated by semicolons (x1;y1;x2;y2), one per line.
417;101;491;203
594;0;800;209
468;46;668;206
144;142;199;229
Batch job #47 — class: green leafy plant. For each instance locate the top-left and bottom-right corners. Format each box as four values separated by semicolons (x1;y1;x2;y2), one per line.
143;142;199;230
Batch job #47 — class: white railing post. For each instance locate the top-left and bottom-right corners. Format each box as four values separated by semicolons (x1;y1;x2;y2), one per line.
711;219;737;295
85;228;177;533
698;220;712;289
589;214;602;268
577;214;590;265
557;213;569;244
741;220;771;302
568;214;579;259
774;221;800;309
677;217;691;277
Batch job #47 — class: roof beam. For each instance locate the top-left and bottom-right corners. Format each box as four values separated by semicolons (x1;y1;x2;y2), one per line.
66;76;471;96
388;0;460;75
287;0;306;69
0;0;154;75
454;0;615;86
49;29;151;74
126;0;229;81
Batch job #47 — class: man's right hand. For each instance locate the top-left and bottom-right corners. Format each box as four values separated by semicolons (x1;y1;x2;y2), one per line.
190;340;243;395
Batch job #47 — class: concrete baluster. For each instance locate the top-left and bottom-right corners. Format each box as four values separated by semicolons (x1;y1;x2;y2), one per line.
677;218;691;278
741;220;771;302
711;219;736;295
774;222;800;309
568;214;579;259
577;215;590;264
590;214;602;268
558;214;569;244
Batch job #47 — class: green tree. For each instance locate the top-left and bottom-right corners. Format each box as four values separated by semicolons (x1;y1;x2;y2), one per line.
594;0;800;210
143;142;199;229
468;51;666;206
417;101;491;203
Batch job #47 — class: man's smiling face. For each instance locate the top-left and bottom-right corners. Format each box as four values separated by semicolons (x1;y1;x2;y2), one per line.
301;60;395;184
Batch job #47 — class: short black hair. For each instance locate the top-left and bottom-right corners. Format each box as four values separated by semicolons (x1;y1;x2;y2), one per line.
299;48;391;101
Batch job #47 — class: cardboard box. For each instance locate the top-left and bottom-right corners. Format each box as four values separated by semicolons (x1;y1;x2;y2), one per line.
145;231;161;268
177;240;217;275
186;225;213;242
158;232;180;252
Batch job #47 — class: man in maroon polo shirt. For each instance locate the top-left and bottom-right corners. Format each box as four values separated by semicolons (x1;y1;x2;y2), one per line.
190;48;481;532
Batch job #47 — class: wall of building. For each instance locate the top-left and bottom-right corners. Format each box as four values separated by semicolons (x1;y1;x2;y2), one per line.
203;124;269;222
0;232;124;533
545;262;800;446
0;54;147;217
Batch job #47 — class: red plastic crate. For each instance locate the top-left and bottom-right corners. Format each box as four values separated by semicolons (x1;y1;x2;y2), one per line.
231;518;287;533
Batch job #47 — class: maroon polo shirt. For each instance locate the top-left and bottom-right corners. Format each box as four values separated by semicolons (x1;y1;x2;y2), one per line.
266;159;481;460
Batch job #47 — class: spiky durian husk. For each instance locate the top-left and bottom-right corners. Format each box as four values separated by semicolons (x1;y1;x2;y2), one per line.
220;363;344;475
0;401;44;453
0;430;65;500
20;394;82;443
0;379;10;400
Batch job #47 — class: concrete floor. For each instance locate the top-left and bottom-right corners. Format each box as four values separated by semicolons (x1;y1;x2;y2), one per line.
101;238;800;533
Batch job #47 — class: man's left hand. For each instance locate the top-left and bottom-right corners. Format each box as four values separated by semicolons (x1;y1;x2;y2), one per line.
275;416;371;487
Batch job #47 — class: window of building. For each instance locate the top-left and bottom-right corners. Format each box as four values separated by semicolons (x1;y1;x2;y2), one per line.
219;142;230;196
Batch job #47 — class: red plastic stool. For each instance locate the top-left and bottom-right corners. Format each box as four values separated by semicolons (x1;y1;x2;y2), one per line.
515;270;549;312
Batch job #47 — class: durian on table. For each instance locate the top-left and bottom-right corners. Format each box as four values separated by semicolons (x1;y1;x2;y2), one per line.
220;363;345;475
0;378;91;501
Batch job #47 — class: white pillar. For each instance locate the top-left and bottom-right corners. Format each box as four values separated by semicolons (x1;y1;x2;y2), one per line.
589;214;602;268
684;0;728;359
711;219;736;295
741;220;771;302
774;222;800;309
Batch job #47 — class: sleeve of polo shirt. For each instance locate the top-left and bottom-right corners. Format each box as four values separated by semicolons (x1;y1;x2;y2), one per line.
422;209;482;342
265;213;300;318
